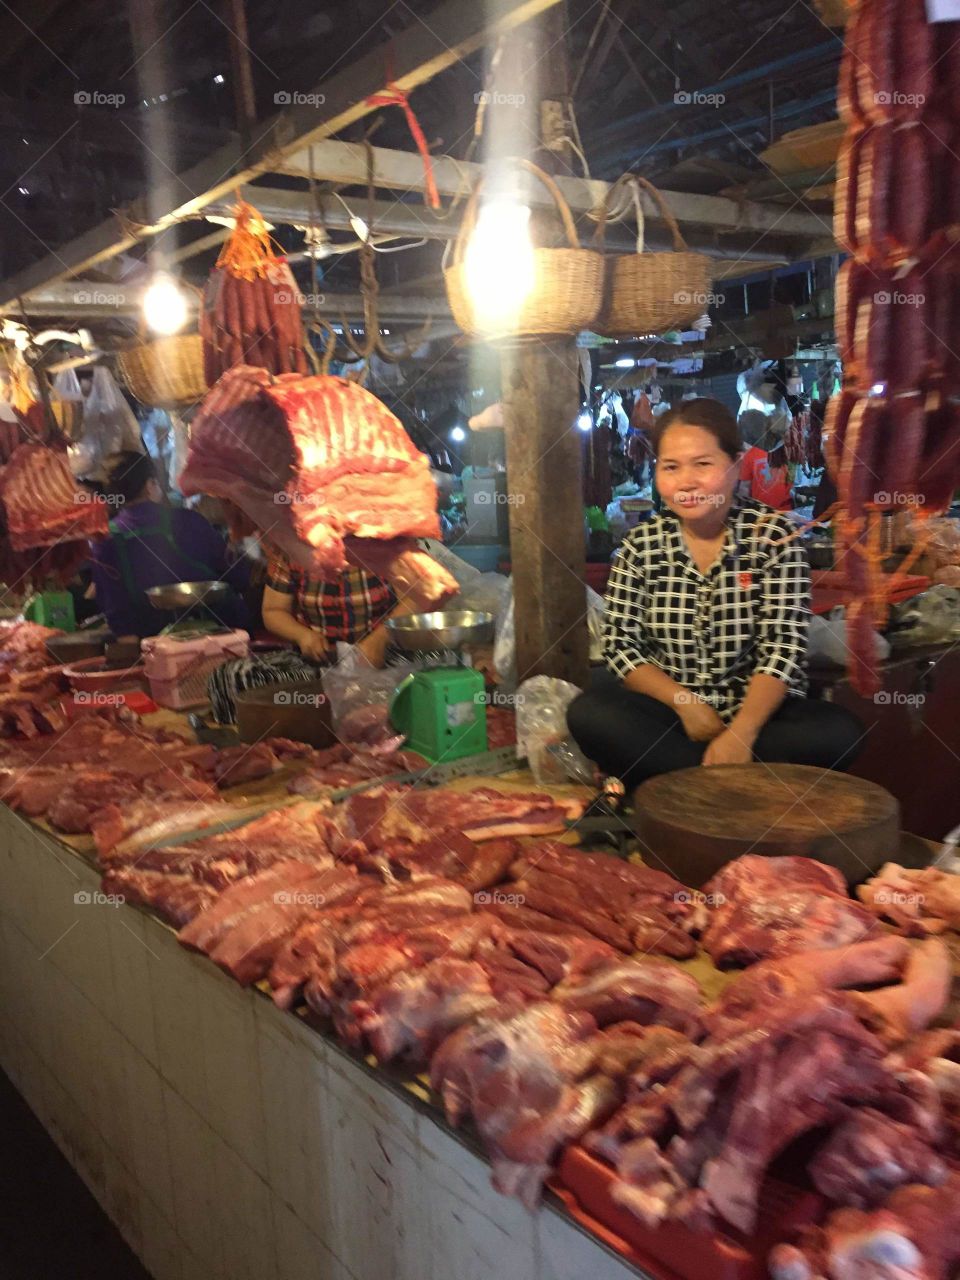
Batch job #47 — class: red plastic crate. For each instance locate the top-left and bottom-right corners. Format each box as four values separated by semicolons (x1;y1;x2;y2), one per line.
551;1146;825;1280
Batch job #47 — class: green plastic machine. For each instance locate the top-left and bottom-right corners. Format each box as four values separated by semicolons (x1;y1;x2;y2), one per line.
389;667;487;763
23;590;76;631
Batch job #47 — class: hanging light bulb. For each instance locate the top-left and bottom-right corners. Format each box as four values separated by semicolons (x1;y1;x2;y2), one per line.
576;410;593;432
449;425;467;443
463;197;535;333
143;273;189;335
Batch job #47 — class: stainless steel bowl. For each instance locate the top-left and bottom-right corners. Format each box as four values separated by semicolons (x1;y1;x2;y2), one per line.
385;610;494;652
146;581;231;611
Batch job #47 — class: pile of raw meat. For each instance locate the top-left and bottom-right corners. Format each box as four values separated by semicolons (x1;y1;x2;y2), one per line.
180;366;458;610
0;621;71;736
85;750;960;1280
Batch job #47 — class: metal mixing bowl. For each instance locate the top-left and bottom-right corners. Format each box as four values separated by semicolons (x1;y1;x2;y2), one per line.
146;581;231;611
385;610;494;652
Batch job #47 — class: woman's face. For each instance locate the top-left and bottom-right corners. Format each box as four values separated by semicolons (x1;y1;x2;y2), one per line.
656;424;740;525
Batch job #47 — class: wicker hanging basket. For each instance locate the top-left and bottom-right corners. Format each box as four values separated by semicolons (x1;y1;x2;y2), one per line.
117;333;208;409
444;158;603;340
593;176;714;337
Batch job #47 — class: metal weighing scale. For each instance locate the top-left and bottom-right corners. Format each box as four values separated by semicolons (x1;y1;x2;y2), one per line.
386;610;494;764
145;580;234;635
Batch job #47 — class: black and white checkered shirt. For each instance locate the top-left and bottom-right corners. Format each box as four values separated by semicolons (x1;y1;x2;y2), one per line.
603;499;810;719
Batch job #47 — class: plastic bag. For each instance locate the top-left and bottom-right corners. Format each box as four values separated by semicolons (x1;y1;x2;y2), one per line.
70;366;143;480
322;660;417;734
494;584;605;681
515;675;594;786
808;607;891;667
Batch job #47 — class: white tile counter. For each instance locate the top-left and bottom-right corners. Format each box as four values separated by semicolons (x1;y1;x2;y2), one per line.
0;805;650;1280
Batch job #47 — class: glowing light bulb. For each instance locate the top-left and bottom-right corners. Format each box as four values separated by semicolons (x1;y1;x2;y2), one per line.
615;357;635;369
463;198;535;333
143;274;189;335
450;425;467;443
577;411;593;432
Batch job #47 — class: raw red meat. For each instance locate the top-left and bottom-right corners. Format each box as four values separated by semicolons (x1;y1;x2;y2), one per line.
552;959;703;1036
771;1172;960;1280
0;443;108;550
430;1004;621;1207
808;1108;947;1209
178;859;331;953
595;993;896;1235
101;867;220;927
180;367;458;608
213;742;280;787
858;861;960;934
701;855;879;967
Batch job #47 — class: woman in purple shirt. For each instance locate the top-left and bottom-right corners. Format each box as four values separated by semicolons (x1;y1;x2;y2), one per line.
89;452;250;639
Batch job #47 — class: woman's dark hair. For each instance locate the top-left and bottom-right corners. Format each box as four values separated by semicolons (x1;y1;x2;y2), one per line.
101;450;156;504
651;398;741;461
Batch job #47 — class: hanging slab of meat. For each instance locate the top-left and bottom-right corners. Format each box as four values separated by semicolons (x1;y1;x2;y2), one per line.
0;443;108;550
700;854;881;967
180;366;458;608
771;1172;960;1280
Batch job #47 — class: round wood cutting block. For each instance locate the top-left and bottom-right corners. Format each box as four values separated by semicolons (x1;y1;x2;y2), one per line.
633;763;900;887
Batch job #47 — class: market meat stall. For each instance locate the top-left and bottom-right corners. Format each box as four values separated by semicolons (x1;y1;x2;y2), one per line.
0;801;650;1280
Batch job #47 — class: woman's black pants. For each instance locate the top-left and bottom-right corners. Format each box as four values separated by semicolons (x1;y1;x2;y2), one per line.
566;668;865;788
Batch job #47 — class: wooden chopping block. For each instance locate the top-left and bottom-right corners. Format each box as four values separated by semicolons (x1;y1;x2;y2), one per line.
633;763;900;888
235;678;336;749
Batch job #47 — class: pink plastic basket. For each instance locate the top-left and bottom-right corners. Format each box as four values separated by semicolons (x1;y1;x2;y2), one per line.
141;630;249;709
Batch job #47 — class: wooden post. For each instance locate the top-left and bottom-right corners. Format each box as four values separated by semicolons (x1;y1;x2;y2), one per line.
500;8;589;686
225;0;257;145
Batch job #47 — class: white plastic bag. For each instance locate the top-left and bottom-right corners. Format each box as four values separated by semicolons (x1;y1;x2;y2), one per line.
71;366;143;479
808;607;890;667
322;660;417;735
515;675;594;786
494;585;606;681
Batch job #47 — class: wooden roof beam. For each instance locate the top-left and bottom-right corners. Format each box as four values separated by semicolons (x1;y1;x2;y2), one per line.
0;0;563;309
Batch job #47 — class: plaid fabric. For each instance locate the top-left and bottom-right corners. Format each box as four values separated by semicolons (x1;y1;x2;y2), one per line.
603;498;809;719
265;551;395;644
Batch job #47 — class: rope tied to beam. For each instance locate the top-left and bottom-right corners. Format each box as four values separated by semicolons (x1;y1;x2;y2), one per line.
363;82;440;209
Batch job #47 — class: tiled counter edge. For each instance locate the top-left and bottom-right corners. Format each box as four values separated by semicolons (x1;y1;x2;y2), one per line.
0;805;648;1280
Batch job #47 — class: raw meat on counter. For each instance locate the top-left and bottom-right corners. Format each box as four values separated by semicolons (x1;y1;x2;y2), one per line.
319;784;584;856
504;842;703;959
180;367;458;609
586;992;903;1235
858;861;960;934
701;855;880;966
0;621;63;673
770;1173;960;1280
288;742;427;793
